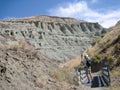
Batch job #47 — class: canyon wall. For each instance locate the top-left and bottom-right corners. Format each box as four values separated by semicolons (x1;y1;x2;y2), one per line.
0;15;107;61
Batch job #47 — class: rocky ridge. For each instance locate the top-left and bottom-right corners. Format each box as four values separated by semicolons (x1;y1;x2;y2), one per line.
0;15;106;61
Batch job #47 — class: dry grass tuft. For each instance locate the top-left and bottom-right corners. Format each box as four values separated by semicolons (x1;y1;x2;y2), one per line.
35;76;47;88
111;70;120;76
0;40;32;50
49;68;78;85
59;56;81;69
109;86;120;90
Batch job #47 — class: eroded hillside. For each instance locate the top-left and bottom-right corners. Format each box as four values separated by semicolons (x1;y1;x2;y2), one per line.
0;15;106;61
88;21;120;69
0;41;80;90
87;21;120;88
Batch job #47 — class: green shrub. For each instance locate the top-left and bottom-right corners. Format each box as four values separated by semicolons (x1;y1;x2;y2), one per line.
107;39;110;42
96;38;101;43
91;41;96;46
79;61;84;67
92;53;101;63
106;55;113;61
92;38;101;46
101;43;108;49
101;33;105;38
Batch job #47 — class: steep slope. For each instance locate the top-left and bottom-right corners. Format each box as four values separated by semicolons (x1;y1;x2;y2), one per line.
0;15;106;61
87;21;120;88
0;42;51;90
88;20;120;69
0;41;78;90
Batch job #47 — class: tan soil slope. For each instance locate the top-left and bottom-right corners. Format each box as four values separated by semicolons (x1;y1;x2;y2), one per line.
0;42;75;90
88;21;120;88
88;21;120;68
88;21;120;58
59;56;81;69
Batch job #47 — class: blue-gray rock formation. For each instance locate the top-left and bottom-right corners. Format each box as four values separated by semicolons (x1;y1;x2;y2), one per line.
0;15;106;61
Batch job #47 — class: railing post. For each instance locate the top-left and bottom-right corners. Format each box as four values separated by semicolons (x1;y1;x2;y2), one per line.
102;61;111;86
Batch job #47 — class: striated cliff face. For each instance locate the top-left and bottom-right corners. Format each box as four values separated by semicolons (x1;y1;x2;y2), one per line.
0;15;106;61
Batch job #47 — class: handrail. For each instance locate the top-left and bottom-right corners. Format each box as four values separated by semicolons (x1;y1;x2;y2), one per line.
101;61;111;86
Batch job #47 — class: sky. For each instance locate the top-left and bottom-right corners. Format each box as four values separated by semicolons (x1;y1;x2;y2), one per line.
0;0;120;28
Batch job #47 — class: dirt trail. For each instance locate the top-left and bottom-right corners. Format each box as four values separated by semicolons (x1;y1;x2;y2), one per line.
59;51;110;90
59;50;88;69
81;86;108;90
59;56;82;69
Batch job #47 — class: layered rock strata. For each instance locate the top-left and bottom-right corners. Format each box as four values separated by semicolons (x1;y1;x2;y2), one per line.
0;15;106;61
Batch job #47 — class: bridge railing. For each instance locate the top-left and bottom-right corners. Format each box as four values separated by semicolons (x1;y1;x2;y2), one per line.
75;66;88;85
75;61;111;87
101;61;111;86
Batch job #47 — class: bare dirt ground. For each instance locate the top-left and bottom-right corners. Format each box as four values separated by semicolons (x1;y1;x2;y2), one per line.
59;56;82;69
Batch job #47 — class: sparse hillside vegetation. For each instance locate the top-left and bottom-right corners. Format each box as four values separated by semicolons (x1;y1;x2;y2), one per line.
0;41;78;90
49;68;78;85
87;21;120;88
88;21;120;68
